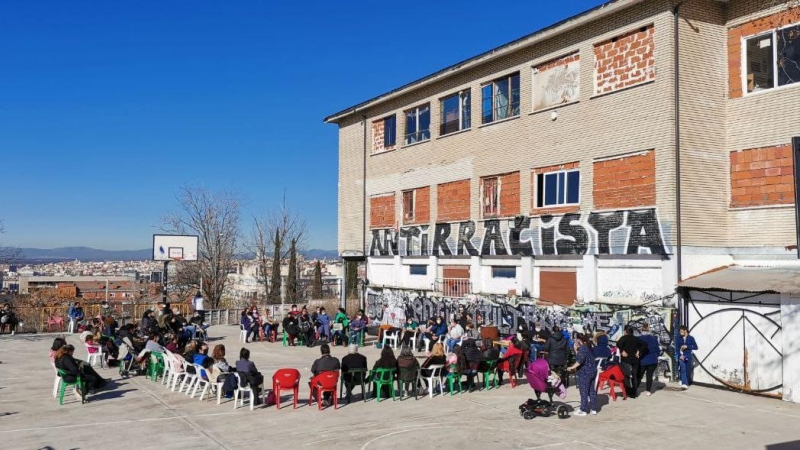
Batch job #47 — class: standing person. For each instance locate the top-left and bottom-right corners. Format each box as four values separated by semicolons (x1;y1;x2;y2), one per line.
676;325;698;389
309;344;340;406
638;323;661;396
100;300;114;319
543;326;570;387
616;326;647;398
191;292;205;323
567;333;597;416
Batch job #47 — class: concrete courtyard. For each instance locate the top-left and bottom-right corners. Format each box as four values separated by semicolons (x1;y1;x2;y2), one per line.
1;326;799;450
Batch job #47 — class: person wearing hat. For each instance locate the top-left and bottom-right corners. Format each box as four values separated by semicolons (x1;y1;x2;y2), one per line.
53;344;111;400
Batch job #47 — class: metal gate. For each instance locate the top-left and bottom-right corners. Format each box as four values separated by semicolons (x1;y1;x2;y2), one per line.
685;290;782;396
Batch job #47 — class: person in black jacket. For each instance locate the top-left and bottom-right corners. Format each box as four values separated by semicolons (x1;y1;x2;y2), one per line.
462;339;484;392
310;344;340;405
543;326;570;387
54;345;110;399
615;326;647;398
235;347;264;403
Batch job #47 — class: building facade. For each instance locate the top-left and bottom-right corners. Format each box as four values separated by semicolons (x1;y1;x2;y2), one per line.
327;0;799;309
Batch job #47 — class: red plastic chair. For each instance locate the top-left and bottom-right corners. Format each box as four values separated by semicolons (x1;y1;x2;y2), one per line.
308;371;340;410
596;364;627;401
498;355;519;388
47;316;64;332
272;368;301;410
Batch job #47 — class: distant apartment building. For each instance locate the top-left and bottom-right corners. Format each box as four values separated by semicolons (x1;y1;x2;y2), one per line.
326;0;799;306
19;275;137;300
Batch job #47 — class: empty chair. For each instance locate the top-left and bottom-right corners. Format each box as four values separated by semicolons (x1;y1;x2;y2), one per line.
382;330;399;350
47;316;65;332
86;344;106;369
272;368;301;410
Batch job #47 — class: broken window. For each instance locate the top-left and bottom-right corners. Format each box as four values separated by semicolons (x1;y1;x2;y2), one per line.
404;104;430;145
535;169;580;208
384;115;396;147
482;177;500;217
440;90;471;135
745;24;800;93
481;73;520;124
402;190;415;223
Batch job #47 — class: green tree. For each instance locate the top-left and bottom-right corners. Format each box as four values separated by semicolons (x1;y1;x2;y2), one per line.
346;260;359;300
312;260;323;299
286;238;298;303
268;228;282;304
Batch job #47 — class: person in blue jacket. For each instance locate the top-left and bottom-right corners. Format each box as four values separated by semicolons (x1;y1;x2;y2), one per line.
675;325;698;389
592;332;612;359
637;323;661;396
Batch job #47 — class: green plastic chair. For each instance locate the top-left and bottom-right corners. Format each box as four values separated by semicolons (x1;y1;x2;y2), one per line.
481;360;499;390
398;366;419;400
446;363;463;395
371;368;397;402
148;352;165;382
57;368;85;405
282;330;305;347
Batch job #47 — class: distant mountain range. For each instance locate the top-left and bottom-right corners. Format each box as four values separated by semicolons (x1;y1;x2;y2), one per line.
14;247;339;263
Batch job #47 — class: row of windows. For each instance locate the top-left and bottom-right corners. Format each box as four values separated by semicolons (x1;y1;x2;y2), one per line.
378;73;522;150
408;265;516;279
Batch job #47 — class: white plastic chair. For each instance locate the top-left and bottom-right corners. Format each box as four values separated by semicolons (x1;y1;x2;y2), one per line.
418;364;445;398
191;364;212;400
215;376;228;404
162;351;178;386
232;372;255;410
52;363;61;398
68;318;76;333
169;358;188;391
239;325;248;343
594;357;608;390
382;329;399;349
86;345;105;369
178;360;199;394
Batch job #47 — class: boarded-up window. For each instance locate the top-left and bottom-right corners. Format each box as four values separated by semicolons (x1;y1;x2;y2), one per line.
540;271;576;306
442;265;470;297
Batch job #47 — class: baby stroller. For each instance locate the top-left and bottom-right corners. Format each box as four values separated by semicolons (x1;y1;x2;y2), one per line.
519;358;570;420
117;337;141;378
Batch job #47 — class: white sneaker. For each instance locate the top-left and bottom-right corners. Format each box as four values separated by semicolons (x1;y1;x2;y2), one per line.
680;384;688;389
590;410;597;415
575;410;588;416
646;392;652;396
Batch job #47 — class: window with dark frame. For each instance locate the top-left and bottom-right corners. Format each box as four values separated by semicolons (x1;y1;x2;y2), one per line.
745;24;800;93
409;265;428;276
440;90;471;135
491;266;517;279
404;104;430;145
482;177;499;217
535;170;580;208
402;190;415;223
481;73;521;124
384;115;397;147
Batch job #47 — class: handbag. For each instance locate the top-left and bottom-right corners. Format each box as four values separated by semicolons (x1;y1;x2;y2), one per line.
333;323;343;331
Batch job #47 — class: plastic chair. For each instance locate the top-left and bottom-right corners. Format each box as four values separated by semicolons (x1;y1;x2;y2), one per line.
52;363;61;398
191;364;212;400
371;368;397;402
272;368;301;409
308;371;339;410
239;325;248;343
56;368;85;405
86;344;106;369
593;357;608;390
340;368;368;404
417;364;444;398
480;360;499;390
398;366;419;400
282;330;304;347
596;364;627;401
498;355;519;388
231;372;255;409
446;363;465;395
147;352;165;382
47;316;65;332
178;360;199;394
382;330;399;350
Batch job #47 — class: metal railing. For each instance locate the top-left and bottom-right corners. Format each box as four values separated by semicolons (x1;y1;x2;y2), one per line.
433;278;472;298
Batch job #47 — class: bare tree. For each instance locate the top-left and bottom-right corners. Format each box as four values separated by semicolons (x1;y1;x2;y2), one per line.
163;186;240;309
0;219;21;264
248;196;307;305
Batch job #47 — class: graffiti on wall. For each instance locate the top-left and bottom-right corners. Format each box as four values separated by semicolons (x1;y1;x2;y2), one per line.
366;287;675;355
369;208;670;257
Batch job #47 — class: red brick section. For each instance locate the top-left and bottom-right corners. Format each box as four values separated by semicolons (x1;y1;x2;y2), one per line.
437;179;471;222
531;162;580;216
370;194;395;229
536;52;580;72
593;151;656;209
405;186;430;225
728;7;800;99
730;144;795;207
594;24;655;94
500;172;521;216
372;119;396;154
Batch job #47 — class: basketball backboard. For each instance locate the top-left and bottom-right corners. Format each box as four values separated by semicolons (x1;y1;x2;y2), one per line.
152;234;199;261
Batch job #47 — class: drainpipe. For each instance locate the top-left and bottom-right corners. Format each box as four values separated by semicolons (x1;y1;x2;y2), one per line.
673;2;684;285
362;114;369;310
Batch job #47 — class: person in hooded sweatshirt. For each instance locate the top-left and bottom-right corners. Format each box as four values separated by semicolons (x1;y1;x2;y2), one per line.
543;325;570;387
593;332;612;359
637;323;661;396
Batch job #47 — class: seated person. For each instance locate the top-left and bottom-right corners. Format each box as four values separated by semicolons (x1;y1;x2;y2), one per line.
235;348;264;403
54;344;111;400
240;309;258;343
309;344;340;405
497;336;524;385
341;344;368;401
400;317;419;347
262;307;279;341
427;317;448;347
282;311;300;345
372;346;397;399
396;346;420;395
462;339;484;392
332;308;349;346
316;307;332;341
419;342;446;394
445;318;464;353
50;337;68;364
193;342;213;367
348;312;366;346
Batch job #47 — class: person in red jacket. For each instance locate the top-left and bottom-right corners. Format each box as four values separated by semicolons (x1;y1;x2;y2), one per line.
497;337;524;385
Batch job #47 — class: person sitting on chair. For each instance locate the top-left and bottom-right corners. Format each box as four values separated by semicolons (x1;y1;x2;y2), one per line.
445;318;464;353
372;346;397;399
396;345;420;396
497;336;524;385
283;310;300;346
400;317;419;348
309;344;340;406
348;312;366;346
316;307;332;342
341;344;368;402
54;344;111;400
235;348;263;404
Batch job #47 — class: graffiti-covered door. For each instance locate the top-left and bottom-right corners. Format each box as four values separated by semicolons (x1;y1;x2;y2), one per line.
686;295;782;396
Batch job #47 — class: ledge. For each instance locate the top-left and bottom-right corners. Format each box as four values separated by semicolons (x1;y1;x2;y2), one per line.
529;100;579;116
436;127;471;140
478;114;521;129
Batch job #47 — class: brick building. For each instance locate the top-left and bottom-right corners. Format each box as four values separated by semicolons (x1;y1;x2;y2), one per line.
326;0;800;308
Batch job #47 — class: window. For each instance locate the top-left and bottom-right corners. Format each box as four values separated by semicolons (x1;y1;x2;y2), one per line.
535;170;580;208
404;105;430;144
745;24;800;93
491;266;516;279
383;115;397;147
482;177;499;217
482;73;520;124
440;90;471;135
402;190;415;223
409;265;428;276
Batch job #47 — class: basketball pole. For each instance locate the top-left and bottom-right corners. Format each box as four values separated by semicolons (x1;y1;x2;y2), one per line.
162;261;170;304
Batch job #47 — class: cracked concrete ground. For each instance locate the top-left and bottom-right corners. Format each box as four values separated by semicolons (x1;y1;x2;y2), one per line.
1;326;799;450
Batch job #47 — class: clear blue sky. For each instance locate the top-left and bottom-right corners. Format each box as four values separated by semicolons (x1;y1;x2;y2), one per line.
0;0;606;251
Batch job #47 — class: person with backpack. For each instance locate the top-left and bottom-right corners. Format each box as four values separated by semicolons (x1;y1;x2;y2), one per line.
676;325;698;389
543;325;570;387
